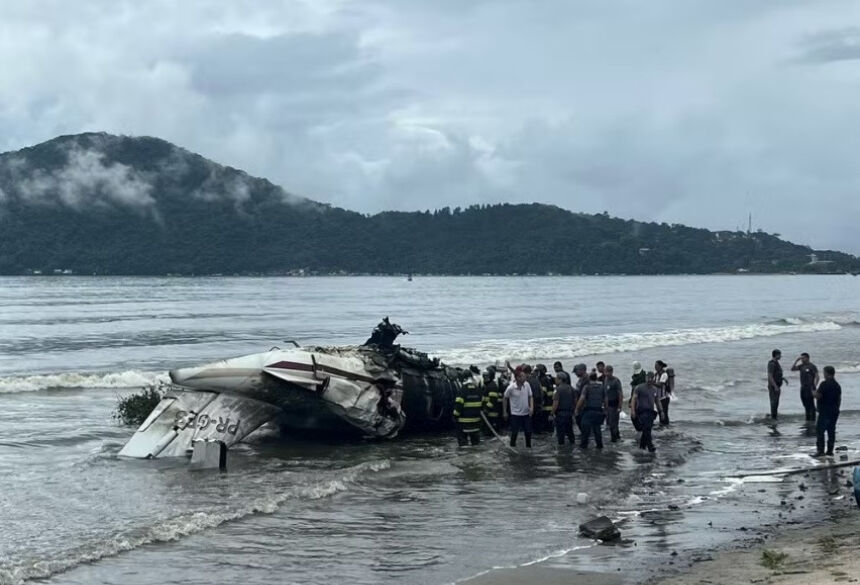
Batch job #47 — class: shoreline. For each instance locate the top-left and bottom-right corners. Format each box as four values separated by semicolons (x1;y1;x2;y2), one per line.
458;460;859;585
651;503;860;585
5;272;856;277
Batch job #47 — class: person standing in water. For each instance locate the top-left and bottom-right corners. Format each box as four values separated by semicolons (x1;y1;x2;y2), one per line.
767;349;787;420
654;360;671;425
453;379;483;446
576;372;607;449
631;372;663;452
481;367;503;434
603;365;623;442
572;363;589;431
814;366;841;457
503;367;534;448
551;371;576;445
791;353;819;422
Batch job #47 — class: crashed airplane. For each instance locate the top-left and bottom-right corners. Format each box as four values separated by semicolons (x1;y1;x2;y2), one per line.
119;318;478;459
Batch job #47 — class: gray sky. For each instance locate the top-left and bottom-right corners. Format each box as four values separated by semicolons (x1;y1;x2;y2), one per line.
2;1;860;253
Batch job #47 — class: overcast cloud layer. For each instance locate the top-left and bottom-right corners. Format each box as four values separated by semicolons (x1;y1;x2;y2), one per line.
2;0;860;252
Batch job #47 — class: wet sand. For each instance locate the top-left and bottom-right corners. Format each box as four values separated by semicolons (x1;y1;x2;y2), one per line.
461;565;622;585
654;508;860;585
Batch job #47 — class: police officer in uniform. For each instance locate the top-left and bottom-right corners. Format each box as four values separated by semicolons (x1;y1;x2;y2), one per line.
453;379;483;446
575;372;607;449
551;371;576;445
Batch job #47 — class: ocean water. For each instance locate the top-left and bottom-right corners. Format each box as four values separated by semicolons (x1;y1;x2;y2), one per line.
0;275;858;585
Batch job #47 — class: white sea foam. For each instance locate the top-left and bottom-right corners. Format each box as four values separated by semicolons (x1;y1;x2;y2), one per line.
0;370;167;394
0;459;390;585
436;319;844;364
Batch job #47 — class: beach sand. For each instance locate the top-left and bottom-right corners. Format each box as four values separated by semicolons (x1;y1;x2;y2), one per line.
654;509;860;585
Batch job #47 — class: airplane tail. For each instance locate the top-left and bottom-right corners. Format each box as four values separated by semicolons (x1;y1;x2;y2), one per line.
118;386;282;459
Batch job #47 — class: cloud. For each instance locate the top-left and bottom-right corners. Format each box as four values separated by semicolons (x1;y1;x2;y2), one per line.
6;142;155;211
795;27;860;63
0;0;859;253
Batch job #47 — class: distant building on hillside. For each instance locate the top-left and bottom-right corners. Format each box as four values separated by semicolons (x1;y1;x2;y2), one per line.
808;253;834;266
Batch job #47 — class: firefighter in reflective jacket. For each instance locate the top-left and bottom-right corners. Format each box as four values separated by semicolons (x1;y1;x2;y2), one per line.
454;380;483;446
482;368;502;434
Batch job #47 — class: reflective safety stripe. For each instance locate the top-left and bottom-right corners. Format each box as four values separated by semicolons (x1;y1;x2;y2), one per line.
542;405;553;411
458;417;481;424
455;397;465;404
461;427;480;433
463;401;482;408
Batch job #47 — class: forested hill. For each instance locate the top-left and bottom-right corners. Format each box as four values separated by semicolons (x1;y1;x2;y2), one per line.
0;133;856;275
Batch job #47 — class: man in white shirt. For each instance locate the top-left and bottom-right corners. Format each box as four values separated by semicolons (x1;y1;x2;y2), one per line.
504;366;534;448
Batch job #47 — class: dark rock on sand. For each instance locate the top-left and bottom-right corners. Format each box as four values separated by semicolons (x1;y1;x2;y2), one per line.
579;516;621;541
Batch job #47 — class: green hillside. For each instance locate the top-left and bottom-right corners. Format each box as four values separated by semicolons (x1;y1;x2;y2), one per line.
0;133;856;275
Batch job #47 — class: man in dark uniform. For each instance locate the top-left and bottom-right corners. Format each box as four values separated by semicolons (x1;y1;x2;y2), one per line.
453;380;483;446
814;366;841;456
603;365;624;442
575;372;607;450
572;363;588;431
551;371;576;445
791;353;819;422
767;349;787;420
481;367;502;434
631;372;663;452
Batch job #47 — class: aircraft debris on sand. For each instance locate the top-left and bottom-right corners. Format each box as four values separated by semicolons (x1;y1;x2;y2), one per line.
119;318;478;459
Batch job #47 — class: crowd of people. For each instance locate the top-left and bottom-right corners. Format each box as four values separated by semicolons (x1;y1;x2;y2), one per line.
453;349;845;458
452;360;676;452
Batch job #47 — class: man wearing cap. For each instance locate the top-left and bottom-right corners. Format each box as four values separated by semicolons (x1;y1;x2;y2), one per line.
503;367;534;448
767;349;787;420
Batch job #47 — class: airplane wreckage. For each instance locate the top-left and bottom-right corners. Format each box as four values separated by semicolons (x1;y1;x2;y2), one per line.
119;319;480;459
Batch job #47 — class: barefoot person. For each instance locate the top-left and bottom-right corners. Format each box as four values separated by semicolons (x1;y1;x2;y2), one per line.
791;353;819;422
814;366;841;457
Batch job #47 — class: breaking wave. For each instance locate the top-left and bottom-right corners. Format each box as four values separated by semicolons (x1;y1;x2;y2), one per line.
436;319;844;364
0;370;167;394
0;459;390;585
